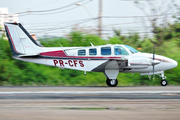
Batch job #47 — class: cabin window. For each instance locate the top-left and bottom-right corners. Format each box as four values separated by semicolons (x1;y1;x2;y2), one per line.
78;49;86;56
89;48;97;55
101;47;111;55
114;46;129;55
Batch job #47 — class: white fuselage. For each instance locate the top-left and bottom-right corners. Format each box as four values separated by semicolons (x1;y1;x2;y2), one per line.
14;44;178;74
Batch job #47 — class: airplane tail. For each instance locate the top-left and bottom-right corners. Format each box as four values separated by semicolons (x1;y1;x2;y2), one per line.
4;23;42;57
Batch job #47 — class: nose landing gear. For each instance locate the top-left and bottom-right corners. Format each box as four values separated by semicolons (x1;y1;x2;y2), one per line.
158;72;168;86
141;71;168;86
161;79;168;86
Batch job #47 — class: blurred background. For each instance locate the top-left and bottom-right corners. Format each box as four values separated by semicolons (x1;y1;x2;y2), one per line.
0;0;180;86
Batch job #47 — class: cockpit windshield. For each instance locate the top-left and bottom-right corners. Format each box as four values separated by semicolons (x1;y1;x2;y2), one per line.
124;45;138;54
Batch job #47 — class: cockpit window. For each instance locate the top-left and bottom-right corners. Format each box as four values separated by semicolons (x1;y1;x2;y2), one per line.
124;45;138;54
114;46;129;55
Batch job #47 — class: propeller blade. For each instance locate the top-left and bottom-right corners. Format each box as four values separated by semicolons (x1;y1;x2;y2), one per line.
153;46;155;80
153;47;155;60
153;65;155;81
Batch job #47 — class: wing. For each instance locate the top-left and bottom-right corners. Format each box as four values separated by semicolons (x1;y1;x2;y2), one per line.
91;59;128;72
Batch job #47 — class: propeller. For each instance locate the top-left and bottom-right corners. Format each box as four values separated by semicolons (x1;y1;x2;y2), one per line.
152;47;155;80
151;47;161;80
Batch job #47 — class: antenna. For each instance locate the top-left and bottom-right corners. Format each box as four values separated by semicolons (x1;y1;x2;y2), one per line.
59;43;64;50
90;42;94;46
88;40;94;46
59;43;63;47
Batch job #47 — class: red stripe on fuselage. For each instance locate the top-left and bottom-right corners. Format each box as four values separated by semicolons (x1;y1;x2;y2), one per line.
40;50;122;59
40;50;67;57
149;57;169;62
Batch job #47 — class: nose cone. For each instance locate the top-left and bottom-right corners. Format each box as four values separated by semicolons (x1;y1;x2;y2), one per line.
164;58;178;70
171;59;178;69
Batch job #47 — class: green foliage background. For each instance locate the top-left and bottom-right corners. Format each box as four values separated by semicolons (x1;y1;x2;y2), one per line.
0;25;180;86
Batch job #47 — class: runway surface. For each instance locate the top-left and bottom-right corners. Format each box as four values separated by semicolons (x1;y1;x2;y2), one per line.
0;86;180;99
0;86;180;120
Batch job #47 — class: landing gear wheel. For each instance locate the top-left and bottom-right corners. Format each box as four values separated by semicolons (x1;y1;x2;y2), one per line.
161;79;168;86
106;78;118;87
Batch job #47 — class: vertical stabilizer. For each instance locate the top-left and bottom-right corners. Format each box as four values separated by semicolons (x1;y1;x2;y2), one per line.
4;23;42;57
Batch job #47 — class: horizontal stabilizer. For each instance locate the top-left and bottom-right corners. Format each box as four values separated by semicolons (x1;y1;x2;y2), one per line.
17;54;40;58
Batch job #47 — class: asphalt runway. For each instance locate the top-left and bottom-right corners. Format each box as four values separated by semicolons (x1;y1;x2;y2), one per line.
0;86;180;99
0;86;180;120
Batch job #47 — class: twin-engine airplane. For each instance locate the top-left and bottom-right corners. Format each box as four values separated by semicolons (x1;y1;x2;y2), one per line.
4;23;178;87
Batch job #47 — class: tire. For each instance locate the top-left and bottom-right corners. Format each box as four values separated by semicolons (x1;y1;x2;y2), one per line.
106;78;118;87
161;79;168;86
106;78;110;86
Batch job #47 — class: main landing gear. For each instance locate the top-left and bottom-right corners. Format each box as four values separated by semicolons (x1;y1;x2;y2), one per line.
106;78;118;87
104;60;119;87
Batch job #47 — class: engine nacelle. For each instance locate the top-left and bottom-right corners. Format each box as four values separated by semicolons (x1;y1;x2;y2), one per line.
130;57;150;69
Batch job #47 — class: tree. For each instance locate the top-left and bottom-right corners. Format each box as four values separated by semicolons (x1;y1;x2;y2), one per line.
111;28;142;50
134;0;177;46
